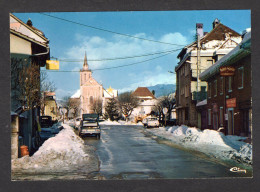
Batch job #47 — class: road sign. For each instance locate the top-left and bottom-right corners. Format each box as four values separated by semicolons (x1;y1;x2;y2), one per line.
163;108;168;115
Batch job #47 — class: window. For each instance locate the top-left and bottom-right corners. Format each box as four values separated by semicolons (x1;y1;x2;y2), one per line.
207;60;213;66
90;96;94;104
238;67;244;89
219;107;224;126
220;77;223;95
208;109;212;125
185;85;189;97
208;83;211;99
185;63;189;76
228;76;232;92
214;80;217;97
85;74;86;81
185;108;189;121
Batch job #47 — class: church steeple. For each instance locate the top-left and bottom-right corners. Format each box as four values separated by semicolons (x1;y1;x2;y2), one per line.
83;51;89;70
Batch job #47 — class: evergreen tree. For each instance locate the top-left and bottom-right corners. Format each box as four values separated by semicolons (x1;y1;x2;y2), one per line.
104;97;119;121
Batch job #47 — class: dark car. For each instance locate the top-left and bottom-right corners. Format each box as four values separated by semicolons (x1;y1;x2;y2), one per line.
79;114;101;139
39;116;61;143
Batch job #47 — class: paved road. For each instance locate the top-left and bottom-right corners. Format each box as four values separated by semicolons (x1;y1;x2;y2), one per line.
84;125;250;179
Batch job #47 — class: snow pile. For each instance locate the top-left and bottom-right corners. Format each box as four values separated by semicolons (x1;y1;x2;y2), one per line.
147;125;252;166
99;120;121;125
12;124;91;173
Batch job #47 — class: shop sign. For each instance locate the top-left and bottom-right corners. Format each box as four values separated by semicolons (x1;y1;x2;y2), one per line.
220;66;235;76
46;60;59;70
226;98;236;108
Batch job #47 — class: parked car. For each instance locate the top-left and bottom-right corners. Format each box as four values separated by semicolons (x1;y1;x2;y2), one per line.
39;116;61;143
79;114;101;139
146;117;160;128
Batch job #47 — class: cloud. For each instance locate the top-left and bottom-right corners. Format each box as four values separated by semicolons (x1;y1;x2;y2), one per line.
118;71;175;94
63;32;188;70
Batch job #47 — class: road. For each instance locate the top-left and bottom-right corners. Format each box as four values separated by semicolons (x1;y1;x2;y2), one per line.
83;124;249;179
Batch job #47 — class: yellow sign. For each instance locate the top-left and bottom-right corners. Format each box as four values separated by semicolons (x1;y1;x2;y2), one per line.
46;60;59;70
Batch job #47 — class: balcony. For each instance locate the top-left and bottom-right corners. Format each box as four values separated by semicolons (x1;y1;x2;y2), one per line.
192;91;207;101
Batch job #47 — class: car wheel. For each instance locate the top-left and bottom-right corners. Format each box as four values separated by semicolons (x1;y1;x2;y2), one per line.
97;133;101;139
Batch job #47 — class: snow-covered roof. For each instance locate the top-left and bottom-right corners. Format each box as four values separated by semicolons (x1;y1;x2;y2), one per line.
200;31;251;81
71;89;80;98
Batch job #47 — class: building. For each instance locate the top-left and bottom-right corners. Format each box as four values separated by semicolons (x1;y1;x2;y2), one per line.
80;52;103;115
10;14;50;157
131;87;157;121
175;19;242;127
43;92;59;121
200;29;251;137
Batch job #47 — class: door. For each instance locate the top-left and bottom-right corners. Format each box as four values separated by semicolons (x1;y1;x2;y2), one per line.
228;108;234;135
213;113;218;130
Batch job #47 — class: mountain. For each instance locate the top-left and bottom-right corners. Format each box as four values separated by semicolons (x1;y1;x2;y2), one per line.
147;84;176;98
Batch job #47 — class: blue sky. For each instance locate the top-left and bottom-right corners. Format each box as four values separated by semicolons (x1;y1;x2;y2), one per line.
14;10;251;99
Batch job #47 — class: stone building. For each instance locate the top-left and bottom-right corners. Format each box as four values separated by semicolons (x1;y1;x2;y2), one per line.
175;19;242;127
79;52;103;116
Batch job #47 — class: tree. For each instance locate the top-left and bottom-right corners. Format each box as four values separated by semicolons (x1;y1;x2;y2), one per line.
152;90;155;96
104;97;119;121
11;58;41;111
153;94;176;121
91;98;103;115
118;91;139;119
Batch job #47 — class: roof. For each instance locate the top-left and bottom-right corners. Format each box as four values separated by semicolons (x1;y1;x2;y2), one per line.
132;87;156;99
200;30;251;81
71;89;81;98
176;23;241;71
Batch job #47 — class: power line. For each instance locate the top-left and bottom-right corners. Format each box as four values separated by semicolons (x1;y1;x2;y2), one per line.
58;49;182;62
42;48;182;72
39;13;186;46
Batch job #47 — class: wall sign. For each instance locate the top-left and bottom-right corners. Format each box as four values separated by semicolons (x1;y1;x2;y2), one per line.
226;98;236;108
220;66;235;76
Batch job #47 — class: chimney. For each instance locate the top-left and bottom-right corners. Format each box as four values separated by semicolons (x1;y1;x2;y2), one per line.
213;18;220;29
196;23;203;39
27;19;32;27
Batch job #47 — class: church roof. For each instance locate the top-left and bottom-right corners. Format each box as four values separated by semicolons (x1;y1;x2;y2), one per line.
132;87;156;99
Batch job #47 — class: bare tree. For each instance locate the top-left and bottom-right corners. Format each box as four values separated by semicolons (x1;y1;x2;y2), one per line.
91;98;103;115
69;98;81;118
153;94;176;121
11;58;41;111
118;91;139;119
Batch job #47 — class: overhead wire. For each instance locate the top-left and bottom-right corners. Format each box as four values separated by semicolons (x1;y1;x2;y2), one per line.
42;47;182;72
39;13;186;47
58;48;182;62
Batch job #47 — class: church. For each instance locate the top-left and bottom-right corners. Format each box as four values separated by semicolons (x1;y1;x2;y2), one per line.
73;52;117;117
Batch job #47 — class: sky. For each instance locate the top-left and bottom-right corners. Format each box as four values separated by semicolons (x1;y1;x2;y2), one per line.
13;10;251;99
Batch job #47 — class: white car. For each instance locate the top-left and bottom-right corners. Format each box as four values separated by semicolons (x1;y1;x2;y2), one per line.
146;117;160;128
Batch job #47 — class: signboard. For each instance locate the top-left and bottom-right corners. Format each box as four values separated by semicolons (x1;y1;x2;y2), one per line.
46;60;59;70
163;108;168;115
220;66;235;76
226;98;236;108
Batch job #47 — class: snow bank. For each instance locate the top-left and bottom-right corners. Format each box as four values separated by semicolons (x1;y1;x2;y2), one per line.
147;125;252;166
12;124;94;173
99;120;121;125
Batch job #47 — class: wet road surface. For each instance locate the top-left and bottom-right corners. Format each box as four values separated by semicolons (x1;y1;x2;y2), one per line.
84;125;250;179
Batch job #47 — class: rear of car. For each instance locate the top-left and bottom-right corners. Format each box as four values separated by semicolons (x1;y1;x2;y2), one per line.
147;117;159;128
79;114;101;138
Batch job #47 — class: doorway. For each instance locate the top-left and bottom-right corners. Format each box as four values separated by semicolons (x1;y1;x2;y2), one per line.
228;108;234;135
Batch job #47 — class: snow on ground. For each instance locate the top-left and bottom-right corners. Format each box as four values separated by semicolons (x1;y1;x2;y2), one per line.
99;120;143;126
12;123;98;173
146;125;252;166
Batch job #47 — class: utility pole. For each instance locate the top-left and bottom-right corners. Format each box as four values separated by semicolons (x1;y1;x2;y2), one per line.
196;33;201;102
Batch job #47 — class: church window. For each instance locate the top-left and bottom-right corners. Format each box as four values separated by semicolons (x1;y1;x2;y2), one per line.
90;96;94;104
